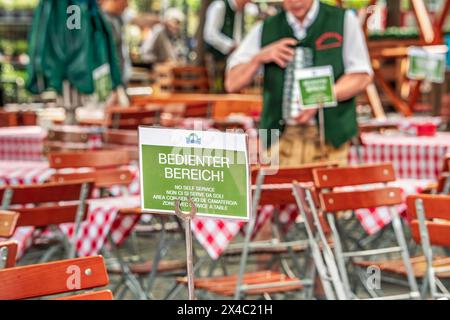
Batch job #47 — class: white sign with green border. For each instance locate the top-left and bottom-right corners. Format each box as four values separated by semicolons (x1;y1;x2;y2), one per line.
139;127;250;221
408;46;447;83
294;65;337;109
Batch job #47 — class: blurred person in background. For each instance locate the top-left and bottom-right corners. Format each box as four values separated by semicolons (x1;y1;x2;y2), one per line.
140;8;187;65
226;0;373;166
225;0;373;285
100;0;133;86
203;0;256;92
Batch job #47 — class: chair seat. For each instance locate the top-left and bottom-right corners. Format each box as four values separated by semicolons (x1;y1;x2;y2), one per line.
354;256;450;278
223;243;309;256
223;239;333;257
108;260;187;275
176;271;303;297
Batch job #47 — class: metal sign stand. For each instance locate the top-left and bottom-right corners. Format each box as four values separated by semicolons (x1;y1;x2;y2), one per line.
174;198;197;300
318;99;326;161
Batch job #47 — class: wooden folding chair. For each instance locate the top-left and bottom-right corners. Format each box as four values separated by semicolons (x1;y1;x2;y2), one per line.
176;163;336;300
407;194;450;299
311;163;420;300
48;149;132;197
0;180;93;260
0;256;111;300
177;186;304;300
421;154;450;195
0;241;18;269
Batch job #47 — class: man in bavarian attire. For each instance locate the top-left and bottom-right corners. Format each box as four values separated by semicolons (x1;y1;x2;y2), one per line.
226;0;373;166
203;0;255;92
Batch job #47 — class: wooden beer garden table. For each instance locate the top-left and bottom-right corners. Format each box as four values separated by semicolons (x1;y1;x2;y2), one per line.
131;93;262;105
130;93;263;120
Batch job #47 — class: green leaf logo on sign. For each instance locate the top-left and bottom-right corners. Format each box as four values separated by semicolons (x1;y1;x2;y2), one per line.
186;133;201;145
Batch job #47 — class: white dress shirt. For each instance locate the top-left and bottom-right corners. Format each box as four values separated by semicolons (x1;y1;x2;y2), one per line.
203;0;245;55
227;0;373;77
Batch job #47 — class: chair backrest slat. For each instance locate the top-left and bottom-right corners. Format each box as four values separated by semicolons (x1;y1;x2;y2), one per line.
1;181;93;205
51;169;133;188
48;150;129;169
258;187;296;206
47;126;92;143
15;205;88;228
0;241;18;269
252;163;337;185
0;211;19;237
320;188;403;212
407;195;450;220
313;163;396;188
0;256;109;300
407;195;450;247
410;221;450;247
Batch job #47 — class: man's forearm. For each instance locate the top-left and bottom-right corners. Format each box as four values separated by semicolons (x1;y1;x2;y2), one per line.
335;73;373;102
225;57;261;93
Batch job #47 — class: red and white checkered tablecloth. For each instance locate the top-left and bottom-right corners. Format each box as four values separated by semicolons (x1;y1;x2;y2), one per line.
349;132;450;179
0;160;140;193
59;196;141;257
0;161;142;260
0;126;46;161
0;161;52;186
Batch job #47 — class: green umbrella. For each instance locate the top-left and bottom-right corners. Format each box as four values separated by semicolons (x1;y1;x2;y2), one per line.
26;0;122;98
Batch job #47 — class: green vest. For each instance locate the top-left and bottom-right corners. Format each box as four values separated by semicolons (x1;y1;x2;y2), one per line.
206;0;235;60
261;3;357;148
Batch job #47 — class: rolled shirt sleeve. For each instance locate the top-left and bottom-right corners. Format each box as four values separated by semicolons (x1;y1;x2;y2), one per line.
204;1;236;55
343;10;373;76
226;22;263;71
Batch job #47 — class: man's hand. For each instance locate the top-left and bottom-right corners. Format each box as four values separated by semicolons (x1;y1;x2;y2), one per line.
294;108;318;124
254;38;297;68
